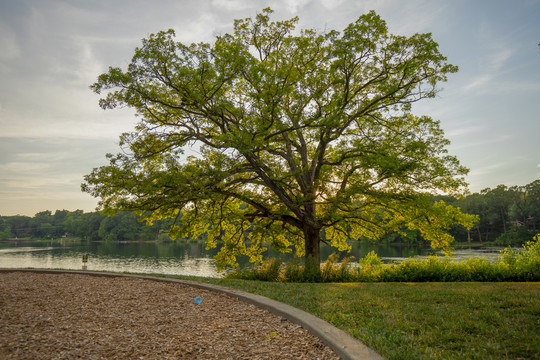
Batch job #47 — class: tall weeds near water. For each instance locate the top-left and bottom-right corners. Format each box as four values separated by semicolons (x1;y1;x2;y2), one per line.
226;234;540;282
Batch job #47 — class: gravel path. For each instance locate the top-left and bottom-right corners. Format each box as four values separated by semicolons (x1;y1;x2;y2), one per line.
0;272;339;359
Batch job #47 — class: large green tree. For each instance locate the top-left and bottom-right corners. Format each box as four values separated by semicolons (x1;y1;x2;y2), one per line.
83;9;476;274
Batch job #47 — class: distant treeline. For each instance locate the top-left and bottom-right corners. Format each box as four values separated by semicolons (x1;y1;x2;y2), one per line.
435;180;540;246
1;180;538;245
0;210;172;242
370;180;539;246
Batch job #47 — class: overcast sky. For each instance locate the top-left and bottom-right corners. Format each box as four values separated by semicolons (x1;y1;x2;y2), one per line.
1;0;539;216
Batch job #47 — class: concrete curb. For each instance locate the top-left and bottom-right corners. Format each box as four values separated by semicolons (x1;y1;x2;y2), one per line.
1;269;384;360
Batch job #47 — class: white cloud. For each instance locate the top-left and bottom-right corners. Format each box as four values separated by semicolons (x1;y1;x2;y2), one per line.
468;162;507;177
320;0;346;10
445;125;484;138
284;0;311;13
0;162;50;174
448;133;515;151
461;19;518;93
463;75;491;91
0;20;20;62
211;0;247;11
488;47;513;72
373;0;451;34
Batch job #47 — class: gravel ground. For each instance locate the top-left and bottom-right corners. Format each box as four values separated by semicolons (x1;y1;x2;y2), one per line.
0;272;340;359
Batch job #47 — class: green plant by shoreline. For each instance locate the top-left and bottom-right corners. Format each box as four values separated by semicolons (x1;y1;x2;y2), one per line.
227;234;540;283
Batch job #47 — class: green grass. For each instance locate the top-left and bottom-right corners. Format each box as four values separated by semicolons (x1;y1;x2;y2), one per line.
168;276;540;360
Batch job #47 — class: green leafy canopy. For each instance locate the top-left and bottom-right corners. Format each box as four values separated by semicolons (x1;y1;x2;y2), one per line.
83;8;477;270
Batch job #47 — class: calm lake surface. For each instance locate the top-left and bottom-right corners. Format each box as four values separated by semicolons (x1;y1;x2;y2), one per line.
0;239;505;278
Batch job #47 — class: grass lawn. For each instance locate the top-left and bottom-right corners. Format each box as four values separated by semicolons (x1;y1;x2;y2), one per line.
175;277;539;360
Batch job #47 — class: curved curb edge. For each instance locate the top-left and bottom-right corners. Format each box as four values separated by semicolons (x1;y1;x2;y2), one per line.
0;269;384;360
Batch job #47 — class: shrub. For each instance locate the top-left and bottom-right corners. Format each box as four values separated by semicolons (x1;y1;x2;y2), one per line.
496;233;540;281
225;257;283;281
463;257;504;281
283;260;305;282
355;251;385;281
495;226;535;246
386;257;439;282
224;267;259;281
512;233;540;280
227;234;540;283
258;257;283;282
359;250;383;266
320;253;355;282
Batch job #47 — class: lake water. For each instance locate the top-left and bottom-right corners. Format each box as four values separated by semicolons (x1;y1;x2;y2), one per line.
0;239;505;278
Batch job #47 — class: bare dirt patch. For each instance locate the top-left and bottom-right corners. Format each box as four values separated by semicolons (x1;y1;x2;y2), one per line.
0;272;339;359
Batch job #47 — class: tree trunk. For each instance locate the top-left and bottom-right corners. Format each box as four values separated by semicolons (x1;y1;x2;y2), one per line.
303;226;321;281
